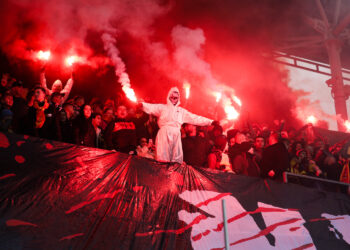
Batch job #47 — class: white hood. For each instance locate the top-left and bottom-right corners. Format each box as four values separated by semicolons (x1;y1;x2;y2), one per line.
166;87;181;106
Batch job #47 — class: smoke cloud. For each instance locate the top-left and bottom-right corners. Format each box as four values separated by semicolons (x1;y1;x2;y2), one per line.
0;0;319;127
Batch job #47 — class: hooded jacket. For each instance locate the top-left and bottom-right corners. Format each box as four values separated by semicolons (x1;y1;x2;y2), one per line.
142;87;212;130
142;87;213;163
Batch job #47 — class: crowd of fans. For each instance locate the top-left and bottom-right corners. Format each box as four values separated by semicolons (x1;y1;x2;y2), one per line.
1;72;349;190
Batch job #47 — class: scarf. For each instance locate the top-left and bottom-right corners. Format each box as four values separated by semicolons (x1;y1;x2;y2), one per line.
33;100;49;129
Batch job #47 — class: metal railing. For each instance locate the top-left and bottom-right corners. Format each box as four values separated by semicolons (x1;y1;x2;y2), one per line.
283;172;350;194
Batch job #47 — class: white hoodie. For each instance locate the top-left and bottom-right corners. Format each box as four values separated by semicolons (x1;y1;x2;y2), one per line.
142;87;213;163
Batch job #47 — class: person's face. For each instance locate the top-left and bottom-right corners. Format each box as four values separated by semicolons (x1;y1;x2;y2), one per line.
34;88;45;102
83;105;92;119
281;131;288;139
103;109;114;121
169;91;179;105
1;74;8;87
254;137;265;150
185;124;196;135
76;98;85;107
3;95;13;107
65;106;74;118
92;115;102;127
116;106;127;119
140;138;148;147
235;133;247;144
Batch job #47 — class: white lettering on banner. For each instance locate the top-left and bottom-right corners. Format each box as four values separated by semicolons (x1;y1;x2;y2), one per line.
321;213;350;245
178;190;271;250
178;190;316;250
258;202;315;249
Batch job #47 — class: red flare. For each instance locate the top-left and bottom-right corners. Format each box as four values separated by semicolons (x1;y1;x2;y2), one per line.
65;55;78;67
123;86;137;102
37;50;51;61
183;81;191;99
224;104;239;120
344;120;350;132
306;115;317;125
233;95;242;107
215;92;222;103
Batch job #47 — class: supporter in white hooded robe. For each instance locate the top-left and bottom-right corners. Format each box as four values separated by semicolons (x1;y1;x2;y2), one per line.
141;87;213;163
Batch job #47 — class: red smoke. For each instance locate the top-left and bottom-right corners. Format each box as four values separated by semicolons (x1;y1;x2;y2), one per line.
0;0;319;128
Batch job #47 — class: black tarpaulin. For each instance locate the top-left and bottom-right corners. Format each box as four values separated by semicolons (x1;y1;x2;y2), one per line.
0;132;350;249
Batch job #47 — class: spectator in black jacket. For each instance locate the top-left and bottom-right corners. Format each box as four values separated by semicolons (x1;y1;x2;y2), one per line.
182;123;211;167
104;104;137;154
10;81;28;133
260;132;290;181
0;91;14;132
56;103;75;143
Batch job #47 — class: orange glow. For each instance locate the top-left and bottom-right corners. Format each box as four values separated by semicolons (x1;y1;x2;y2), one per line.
306;115;317;125
37;50;51;61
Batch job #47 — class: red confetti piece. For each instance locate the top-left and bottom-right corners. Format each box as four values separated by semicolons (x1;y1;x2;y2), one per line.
45;143;53;150
59;233;84;241
15;155;25;164
16;141;25;147
0;132;10;148
0;174;16;180
6;219;38;227
23;135;29;139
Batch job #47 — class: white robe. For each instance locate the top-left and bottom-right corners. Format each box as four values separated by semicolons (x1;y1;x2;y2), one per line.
142;87;213;163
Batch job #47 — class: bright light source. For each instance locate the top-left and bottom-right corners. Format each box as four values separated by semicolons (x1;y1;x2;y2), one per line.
306;115;317;125
65;55;78;67
215;92;222;103
224;105;239;120
37;50;51;61
233;95;242;107
183;81;191;99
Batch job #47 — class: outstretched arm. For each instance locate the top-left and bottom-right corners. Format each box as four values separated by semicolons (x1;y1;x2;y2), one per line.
183;109;213;126
61;75;74;103
141;102;163;117
40;69;51;95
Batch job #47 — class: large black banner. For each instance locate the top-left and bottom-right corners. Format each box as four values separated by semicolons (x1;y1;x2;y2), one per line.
0;132;349;249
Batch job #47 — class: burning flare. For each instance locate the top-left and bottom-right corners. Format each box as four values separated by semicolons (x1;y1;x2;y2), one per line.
344;120;350;132
65;55;78;67
306;115;317;125
102;32;137;102
37;50;51;61
215;92;222;103
233;95;242;107
183;81;191;99
224;104;239;120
